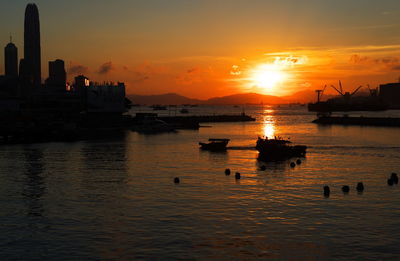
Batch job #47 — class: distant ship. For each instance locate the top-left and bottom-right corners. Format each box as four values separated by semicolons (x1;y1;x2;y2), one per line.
308;82;388;112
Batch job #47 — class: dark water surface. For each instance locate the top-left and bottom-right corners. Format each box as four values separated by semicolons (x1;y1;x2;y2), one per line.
1;106;400;260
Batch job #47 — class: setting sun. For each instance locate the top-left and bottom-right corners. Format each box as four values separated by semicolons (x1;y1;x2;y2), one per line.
251;64;287;94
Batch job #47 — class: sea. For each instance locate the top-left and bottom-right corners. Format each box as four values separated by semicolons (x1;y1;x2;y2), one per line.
1;105;400;261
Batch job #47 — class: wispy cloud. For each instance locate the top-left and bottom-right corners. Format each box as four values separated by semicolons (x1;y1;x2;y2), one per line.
97;62;114;75
68;63;89;75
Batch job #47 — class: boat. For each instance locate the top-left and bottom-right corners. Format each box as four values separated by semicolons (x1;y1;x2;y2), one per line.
180;108;189;114
199;138;230;151
132;117;175;133
150;105;167;111
256;137;306;161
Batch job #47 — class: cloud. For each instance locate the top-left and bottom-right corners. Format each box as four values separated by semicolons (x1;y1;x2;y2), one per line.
68;63;89;75
131;72;150;83
349;54;400;71
230;65;241;75
349;54;371;64
97;62;114;75
176;67;209;85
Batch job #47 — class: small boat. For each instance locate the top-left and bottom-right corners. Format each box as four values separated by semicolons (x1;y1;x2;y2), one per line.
132;118;175;134
150;105;167;111
199;138;230;151
256;136;306;161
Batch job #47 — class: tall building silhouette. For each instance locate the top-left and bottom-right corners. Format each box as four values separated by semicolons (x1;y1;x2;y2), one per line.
4;39;18;77
24;3;41;88
46;59;66;90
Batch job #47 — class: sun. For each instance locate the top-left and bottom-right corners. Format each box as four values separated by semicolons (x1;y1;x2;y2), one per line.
251;64;287;94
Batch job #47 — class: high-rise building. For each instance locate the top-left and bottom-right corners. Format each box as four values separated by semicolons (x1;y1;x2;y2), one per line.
4;40;18;77
47;59;66;89
24;3;41;88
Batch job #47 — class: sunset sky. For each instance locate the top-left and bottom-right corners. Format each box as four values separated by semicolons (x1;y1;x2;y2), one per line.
1;0;400;99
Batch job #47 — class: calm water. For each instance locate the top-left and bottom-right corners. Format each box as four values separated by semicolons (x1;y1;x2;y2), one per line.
1;106;400;260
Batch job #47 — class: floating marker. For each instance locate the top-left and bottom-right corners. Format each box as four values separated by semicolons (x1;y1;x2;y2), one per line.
323;186;330;197
260;165;266;171
296;159;302;165
391;173;398;184
235;172;241;180
225;168;231;176
174;177;180;184
356;182;364;192
387;178;394;186
342;185;350;193
290;162;296;168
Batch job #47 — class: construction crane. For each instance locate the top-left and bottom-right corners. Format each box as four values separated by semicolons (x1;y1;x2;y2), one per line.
315;85;327;103
330;80;363;102
367;84;378;96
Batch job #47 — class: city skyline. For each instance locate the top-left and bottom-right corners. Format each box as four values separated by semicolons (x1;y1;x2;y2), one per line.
1;0;400;99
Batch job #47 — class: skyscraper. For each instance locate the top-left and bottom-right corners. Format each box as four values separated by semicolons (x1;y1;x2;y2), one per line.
4;40;18;77
24;3;41;88
47;59;66;90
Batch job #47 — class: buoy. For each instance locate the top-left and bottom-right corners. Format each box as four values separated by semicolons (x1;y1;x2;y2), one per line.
296;159;302;165
235;172;241;179
174;177;180;184
391;173;398;184
323;186;330;197
387;178;394;186
290;162;296;168
260;165;266;171
225;168;231;176
342;185;350;193
356;182;364;192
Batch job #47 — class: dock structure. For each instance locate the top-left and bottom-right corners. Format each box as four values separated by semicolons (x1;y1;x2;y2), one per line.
158;114;256;123
313;116;400;127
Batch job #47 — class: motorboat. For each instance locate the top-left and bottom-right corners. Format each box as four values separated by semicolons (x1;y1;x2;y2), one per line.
132;117;175;134
256;136;306;160
199;138;230;151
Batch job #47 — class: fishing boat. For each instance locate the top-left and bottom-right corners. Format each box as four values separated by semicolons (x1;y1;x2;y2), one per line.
132;117;175;134
256;136;306;160
199;138;230;151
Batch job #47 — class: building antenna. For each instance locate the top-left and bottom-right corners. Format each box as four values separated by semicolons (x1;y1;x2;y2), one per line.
9;33;12;43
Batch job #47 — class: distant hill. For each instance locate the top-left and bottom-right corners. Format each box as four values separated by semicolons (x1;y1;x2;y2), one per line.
205;93;287;105
128;92;288;105
284;90;338;103
128;93;202;105
129;91;334;105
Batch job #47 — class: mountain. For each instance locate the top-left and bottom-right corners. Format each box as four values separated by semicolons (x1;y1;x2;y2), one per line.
128;92;288;105
284;90;318;103
205;93;287;105
128;93;202;105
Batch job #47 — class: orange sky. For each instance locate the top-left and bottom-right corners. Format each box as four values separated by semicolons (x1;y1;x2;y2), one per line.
1;1;400;98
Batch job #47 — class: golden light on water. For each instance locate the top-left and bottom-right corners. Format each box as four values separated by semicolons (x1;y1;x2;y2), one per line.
262;111;275;138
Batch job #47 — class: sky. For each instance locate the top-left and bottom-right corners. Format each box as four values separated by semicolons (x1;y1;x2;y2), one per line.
1;0;400;99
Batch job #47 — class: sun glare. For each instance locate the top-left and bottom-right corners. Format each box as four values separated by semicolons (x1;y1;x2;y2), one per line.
251;64;287;94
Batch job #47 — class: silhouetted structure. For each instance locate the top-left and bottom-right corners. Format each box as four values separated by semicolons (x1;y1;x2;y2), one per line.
0;3;130;144
45;59;66;91
4;40;18;77
24;3;41;88
379;82;400;108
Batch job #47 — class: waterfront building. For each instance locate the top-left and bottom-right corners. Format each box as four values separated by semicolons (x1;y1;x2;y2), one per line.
379;82;400;108
86;82;126;113
24;3;41;88
46;59;66;91
4;41;18;77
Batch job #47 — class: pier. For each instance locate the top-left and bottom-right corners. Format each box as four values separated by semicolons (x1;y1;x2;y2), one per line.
313;116;400;127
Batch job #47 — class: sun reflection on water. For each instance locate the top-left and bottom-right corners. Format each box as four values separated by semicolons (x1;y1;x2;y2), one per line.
262;109;276;138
